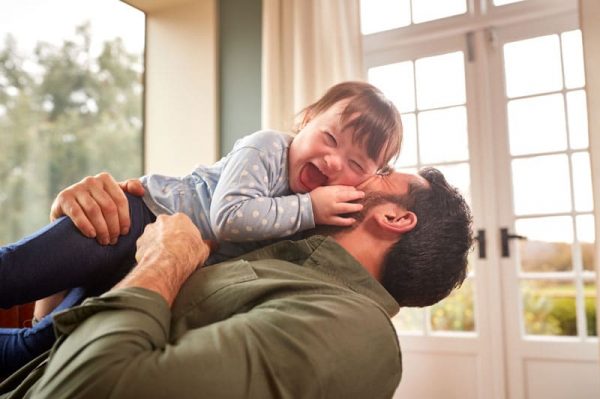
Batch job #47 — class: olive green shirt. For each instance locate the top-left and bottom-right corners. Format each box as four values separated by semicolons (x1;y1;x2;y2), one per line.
1;236;402;398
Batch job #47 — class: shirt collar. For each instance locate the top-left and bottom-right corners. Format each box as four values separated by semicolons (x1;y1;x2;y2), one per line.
302;236;400;317
244;235;399;317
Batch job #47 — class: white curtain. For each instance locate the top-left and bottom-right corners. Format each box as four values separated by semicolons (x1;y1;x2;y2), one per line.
261;0;364;131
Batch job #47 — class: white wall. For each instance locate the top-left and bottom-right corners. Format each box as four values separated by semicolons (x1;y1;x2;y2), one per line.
123;0;218;176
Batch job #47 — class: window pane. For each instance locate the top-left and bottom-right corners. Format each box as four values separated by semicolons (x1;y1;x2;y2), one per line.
561;30;585;89
412;0;467;24
433;163;472;206
567;90;589;149
504;35;563;98
522;280;577;337
430;278;475;332
516;216;573;273
511;155;572;215
360;0;411;34
507;94;567;156
577;215;595;272
368;61;415;112
0;1;144;244
416;51;465;110
418;106;469;163
395;113;418;167
585;282;597;336
571;152;593;212
393;307;424;333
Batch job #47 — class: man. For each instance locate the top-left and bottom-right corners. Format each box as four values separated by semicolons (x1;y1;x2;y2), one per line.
0;168;472;398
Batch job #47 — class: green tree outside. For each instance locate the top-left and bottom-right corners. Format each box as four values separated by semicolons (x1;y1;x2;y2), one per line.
0;24;143;245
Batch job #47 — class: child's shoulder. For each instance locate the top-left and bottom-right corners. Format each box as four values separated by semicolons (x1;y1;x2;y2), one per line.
236;129;293;148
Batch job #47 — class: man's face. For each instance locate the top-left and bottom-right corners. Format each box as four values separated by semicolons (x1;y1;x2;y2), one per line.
316;170;427;236
287;99;381;193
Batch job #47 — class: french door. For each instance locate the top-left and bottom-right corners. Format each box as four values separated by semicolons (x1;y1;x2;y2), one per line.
362;0;598;398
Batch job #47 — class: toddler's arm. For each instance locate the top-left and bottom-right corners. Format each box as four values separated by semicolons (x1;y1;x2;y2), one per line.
210;144;314;241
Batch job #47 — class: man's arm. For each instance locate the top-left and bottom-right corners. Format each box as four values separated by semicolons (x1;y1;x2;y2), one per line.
50;172;144;245
113;213;210;306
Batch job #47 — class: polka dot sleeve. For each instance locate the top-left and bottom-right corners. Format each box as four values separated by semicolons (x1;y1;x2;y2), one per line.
210;132;315;242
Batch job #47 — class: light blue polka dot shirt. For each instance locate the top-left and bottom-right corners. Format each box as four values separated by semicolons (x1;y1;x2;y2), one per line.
140;130;315;247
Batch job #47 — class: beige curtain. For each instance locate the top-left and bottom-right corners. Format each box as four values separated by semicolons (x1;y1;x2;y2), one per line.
262;0;364;131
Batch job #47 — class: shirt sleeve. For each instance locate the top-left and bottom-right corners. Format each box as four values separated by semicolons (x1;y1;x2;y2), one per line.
29;287;401;399
210;136;315;242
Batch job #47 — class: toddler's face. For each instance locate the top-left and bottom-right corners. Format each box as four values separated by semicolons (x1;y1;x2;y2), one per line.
287;99;382;193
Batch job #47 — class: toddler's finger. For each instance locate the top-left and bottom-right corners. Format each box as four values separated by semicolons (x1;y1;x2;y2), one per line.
335;203;363;214
337;190;365;202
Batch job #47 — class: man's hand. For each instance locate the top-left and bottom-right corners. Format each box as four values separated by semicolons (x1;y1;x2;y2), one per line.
115;213;211;306
309;185;364;226
50;172;144;245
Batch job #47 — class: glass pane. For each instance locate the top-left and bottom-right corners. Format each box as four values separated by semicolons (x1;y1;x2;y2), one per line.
585;282;597;336
561;30;585;89
571;152;593;212
512;155;572;215
507;94;567;156
516;216;573;272
412;0;467;24
577;215;596;272
430;278;475;332
368;61;415;113
522;280;577;336
567;90;589;149
393;307;424;333
0;1;144;244
494;0;525;5
395;113;417;167
418;106;469;163
415;51;465;110
434;162;471;206
504;35;563;98
360;0;411;34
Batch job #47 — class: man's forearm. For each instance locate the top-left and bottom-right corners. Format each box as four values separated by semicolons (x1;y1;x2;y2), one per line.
113;213;210;306
114;251;186;306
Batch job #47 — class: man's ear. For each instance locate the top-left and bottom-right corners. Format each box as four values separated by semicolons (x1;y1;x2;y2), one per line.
375;208;417;235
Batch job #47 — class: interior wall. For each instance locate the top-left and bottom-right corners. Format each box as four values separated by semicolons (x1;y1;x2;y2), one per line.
124;0;219;176
218;0;262;156
579;0;600;369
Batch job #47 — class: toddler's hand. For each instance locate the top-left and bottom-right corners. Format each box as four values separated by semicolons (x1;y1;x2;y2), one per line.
309;185;365;226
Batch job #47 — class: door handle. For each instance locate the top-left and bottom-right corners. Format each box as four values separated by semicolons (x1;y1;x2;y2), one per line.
500;227;527;257
475;229;486;259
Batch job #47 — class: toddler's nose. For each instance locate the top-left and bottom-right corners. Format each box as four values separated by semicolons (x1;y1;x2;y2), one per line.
324;154;343;174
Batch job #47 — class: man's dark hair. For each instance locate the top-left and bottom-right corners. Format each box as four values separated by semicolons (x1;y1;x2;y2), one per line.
380;167;474;307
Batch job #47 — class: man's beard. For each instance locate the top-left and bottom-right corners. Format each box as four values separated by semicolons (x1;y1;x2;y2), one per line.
309;192;409;237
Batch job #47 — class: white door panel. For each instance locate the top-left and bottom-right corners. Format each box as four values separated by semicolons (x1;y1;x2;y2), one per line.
362;0;598;397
